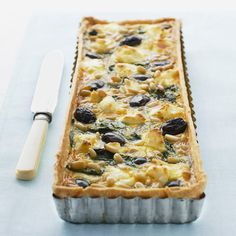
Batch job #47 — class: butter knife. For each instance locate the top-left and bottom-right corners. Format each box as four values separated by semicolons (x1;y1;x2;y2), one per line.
16;50;64;180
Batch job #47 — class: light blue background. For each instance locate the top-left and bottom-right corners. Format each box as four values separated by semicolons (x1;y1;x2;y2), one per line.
0;11;235;235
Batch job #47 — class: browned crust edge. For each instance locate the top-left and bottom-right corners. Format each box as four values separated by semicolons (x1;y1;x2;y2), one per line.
53;17;207;199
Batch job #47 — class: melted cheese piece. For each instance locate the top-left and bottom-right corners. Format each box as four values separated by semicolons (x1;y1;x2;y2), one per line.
106;166;134;187
146;166;169;185
81;58;106;77
155;69;179;87
142;25;162;40
115;63;138;77
122;113;146;125
99;96;117;113
95;23;123;35
123;79;146;94
90;38;116;54
142;129;166;152
73;133;98;152
137;25;162;52
167;163;190;181
149;103;184;120
114;46;147;64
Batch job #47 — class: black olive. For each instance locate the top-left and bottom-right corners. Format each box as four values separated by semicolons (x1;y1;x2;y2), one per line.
133;74;150;81
90;80;105;90
85;52;101;59
166;180;181;187
120;36;142;46
153;60;171;67
133;157;147;165
94;148;112;155
74;107;96;124
161;118;187;135
129;95;150;107
75;179;90;188
88;29;97;36
109;65;115;71
102;132;126;145
94;148;106;155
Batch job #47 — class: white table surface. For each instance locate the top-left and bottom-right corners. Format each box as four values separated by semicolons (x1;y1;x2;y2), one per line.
0;10;236;236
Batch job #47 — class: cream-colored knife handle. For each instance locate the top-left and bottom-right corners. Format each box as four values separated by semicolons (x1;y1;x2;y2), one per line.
16;114;50;180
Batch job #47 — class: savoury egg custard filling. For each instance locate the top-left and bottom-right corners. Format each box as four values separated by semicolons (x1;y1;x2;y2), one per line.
53;18;206;198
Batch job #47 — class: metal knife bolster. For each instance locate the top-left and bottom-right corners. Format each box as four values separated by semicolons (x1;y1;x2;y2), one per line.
33;112;52;123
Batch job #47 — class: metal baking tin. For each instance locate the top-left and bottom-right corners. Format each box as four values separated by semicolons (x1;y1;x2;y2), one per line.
53;193;205;223
53;25;205;224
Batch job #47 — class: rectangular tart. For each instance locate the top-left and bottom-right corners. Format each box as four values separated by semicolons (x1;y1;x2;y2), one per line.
53;17;206;199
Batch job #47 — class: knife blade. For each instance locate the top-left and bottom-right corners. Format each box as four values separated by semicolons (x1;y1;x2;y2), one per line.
16;50;64;180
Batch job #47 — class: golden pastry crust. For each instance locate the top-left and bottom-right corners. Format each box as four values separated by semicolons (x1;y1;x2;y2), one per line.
53;17;206;199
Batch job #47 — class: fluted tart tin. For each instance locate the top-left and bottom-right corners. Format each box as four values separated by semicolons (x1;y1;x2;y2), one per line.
53;20;206;224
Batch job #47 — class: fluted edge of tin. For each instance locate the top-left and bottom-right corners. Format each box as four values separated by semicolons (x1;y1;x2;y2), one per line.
53;193;205;223
180;30;198;134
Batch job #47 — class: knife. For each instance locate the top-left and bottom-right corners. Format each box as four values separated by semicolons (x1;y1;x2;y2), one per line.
16;50;64;180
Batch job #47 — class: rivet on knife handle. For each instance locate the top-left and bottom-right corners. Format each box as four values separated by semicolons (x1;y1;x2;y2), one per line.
16;114;50;180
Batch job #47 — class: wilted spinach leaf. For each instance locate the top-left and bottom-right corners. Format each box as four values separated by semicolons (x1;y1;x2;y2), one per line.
162;140;175;161
89;119;126;133
150;85;179;102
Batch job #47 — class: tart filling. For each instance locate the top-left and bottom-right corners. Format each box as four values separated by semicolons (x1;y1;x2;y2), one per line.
54;18;206;198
